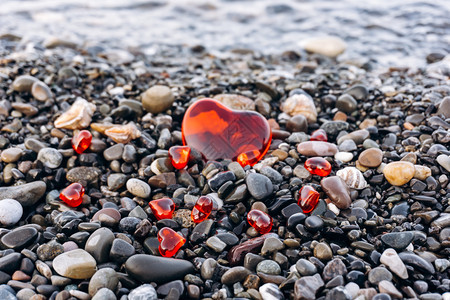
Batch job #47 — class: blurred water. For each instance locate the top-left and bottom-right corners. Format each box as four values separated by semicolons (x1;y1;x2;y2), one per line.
1;0;449;67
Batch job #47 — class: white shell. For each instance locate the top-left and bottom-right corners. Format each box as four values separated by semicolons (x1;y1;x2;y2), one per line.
54;98;96;129
281;94;317;123
336;167;368;190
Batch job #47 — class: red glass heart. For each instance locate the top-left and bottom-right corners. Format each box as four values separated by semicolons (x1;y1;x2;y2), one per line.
60;183;85;207
305;157;332;177
168;146;191;169
182;98;272;167
298;186;320;213
191;196;213;223
72;130;92;154
247;209;273;234
158;227;186;257
310;129;328;142
149;198;175;220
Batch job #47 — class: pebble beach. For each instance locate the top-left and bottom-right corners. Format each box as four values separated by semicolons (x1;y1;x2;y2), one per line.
0;1;449;300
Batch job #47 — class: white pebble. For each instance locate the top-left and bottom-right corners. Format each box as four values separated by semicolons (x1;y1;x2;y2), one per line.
334;151;353;163
0;199;23;226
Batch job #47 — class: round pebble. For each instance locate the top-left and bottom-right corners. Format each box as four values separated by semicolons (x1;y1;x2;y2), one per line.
0;199;23;226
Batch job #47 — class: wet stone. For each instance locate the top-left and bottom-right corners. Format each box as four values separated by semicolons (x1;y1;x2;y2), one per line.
322;258;347;281
246;173;273;200
85;228;115;264
1;226;38;250
321;176;351;209
53;249;97;279
296;259;317;276
221;266;251;285
381;232;414;250
368;267;392;285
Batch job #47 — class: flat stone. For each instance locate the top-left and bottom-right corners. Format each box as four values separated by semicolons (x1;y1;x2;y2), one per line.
380;249;408;279
378;280;402;298
206;236;227;252
297;141;338;156
53;249;97;279
221;266;251;285
368;267;392;285
296;259;317;276
1;226;38;250
1;148;22;163
321;176;351;209
381;232;414;250
125;254;195;284
322;258;347;281
141;85;174;114
303;36;347;57
88;268;118;296
314;242;333;261
246;173;273;200
85;228;115;264
294;274;324;300
256;260;281;275
398;252;435;274
0;181;46;206
126;178;151;199
0;253;21;274
383;162;415;186
37;148;63;168
109;238;135;263
66;167;101;184
358;148;383;167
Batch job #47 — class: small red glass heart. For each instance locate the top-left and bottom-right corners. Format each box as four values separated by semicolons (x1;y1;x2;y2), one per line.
305;157;332;177
298;186;320;213
247;209;273;234
158;227;186;257
60;183;85;207
72;130;92;154
310;129;328;142
168;146;191;169
191;196;213;223
149;198;175;220
182;98;272;167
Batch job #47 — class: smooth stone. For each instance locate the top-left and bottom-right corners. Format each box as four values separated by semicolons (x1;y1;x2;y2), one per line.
368;267;393;285
437;154;450;172
344;84;368;100
85;228;115;264
335;152;353;163
92;208;121;226
358;148;383;167
1;226;37;250
381;232;414;250
88;268;118;296
200;258;217;280
109;239;135;263
91;288;117;300
206;236;227;253
339;139;357;152
294;274;324;300
286;115;308;132
141;85;174;114
378;280;402;299
321;176;351;209
320;121;349;138
383;162;415;186
0;253;21;274
296;259;317;276
128;284;157;300
337;130;370;145
103;144;124;161
221;266;251;285
12;75;38;92
107;173;127;191
246;173;273;200
314;242;333;261
398;252;435;274
281;94;317;122
208;171;236;192
297;141;338;156
66;167;101;184
322;258;347;281
126;178;151;199
228;162;245;180
437;97;450;118
1;148;22;163
414;165;432;180
303;36;347;57
0;285;16;300
0;181;45;207
256;260;281;275
125;254;195;284
53;249;97;279
380;249;408;279
336;94;357;113
37;148;63;169
0;199;22;226
261;237;284;255
259;283;285;300
31;81;52;101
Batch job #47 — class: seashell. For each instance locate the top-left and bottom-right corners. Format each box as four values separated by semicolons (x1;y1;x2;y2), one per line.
91;122;141;144
336;167;368;190
281;94;317;123
54;98;96;130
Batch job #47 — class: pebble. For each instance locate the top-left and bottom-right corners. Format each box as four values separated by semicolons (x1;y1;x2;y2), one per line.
128;284;157;300
200;258;217;280
246;173;273;200
320;121;349;138
31;81;52;101
380;249;408;279
303;36;347;57
294;274;324;300
261;237;284;255
314;242;333;260
221;266;251;285
380;232;414;250
1;226;38;250
368;267;393;285
126;178;151;198
398;252;435;274
256;260;281;275
336;167;368;189
85;228;115;264
37;148;63;168
0;199;22;226
321;176;351;209
53;249;97;279
37;240;64;261
141;85;174;114
437;154;450;172
259;283;285;300
414;165;432;180
125;254;195;284
437;97;450;118
109;238;135;263
91;288;117;300
383;161;415;186
12;75;38;92
281;94;317;123
296;259;317;276
88;268;118;296
378;280;402;299
0;148;22;163
336;94;357;113
286;114;308;132
358;148;383;167
104;144;124;161
206;236;227;252
335;152;353;163
297;141;338;156
322;258;347;281
66;166;101;184
107;173;127;191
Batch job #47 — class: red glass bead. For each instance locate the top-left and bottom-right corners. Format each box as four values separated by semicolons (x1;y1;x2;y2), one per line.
168;146;191;169
191;196;213;223
237;150;261;168
72;130;92;154
182;98;272;166
60;183;85;207
247;209;273;234
304;157;332;177
310;129;328;142
158;227;186;257
149;198;175;220
298;186;320;213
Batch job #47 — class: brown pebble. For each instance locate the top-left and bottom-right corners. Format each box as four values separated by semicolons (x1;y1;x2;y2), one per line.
333;111;347;121
321;176;351;209
297;141;338;157
358;148;383;167
383;161;415;186
12;270;31;281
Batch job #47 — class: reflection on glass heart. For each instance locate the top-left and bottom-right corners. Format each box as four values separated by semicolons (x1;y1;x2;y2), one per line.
158;227;186;257
182;98;272;167
60;183;85;207
149;198;175;220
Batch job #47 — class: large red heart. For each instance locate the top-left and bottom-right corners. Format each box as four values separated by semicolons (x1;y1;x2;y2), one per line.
182;98;272;166
158;227;186;257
